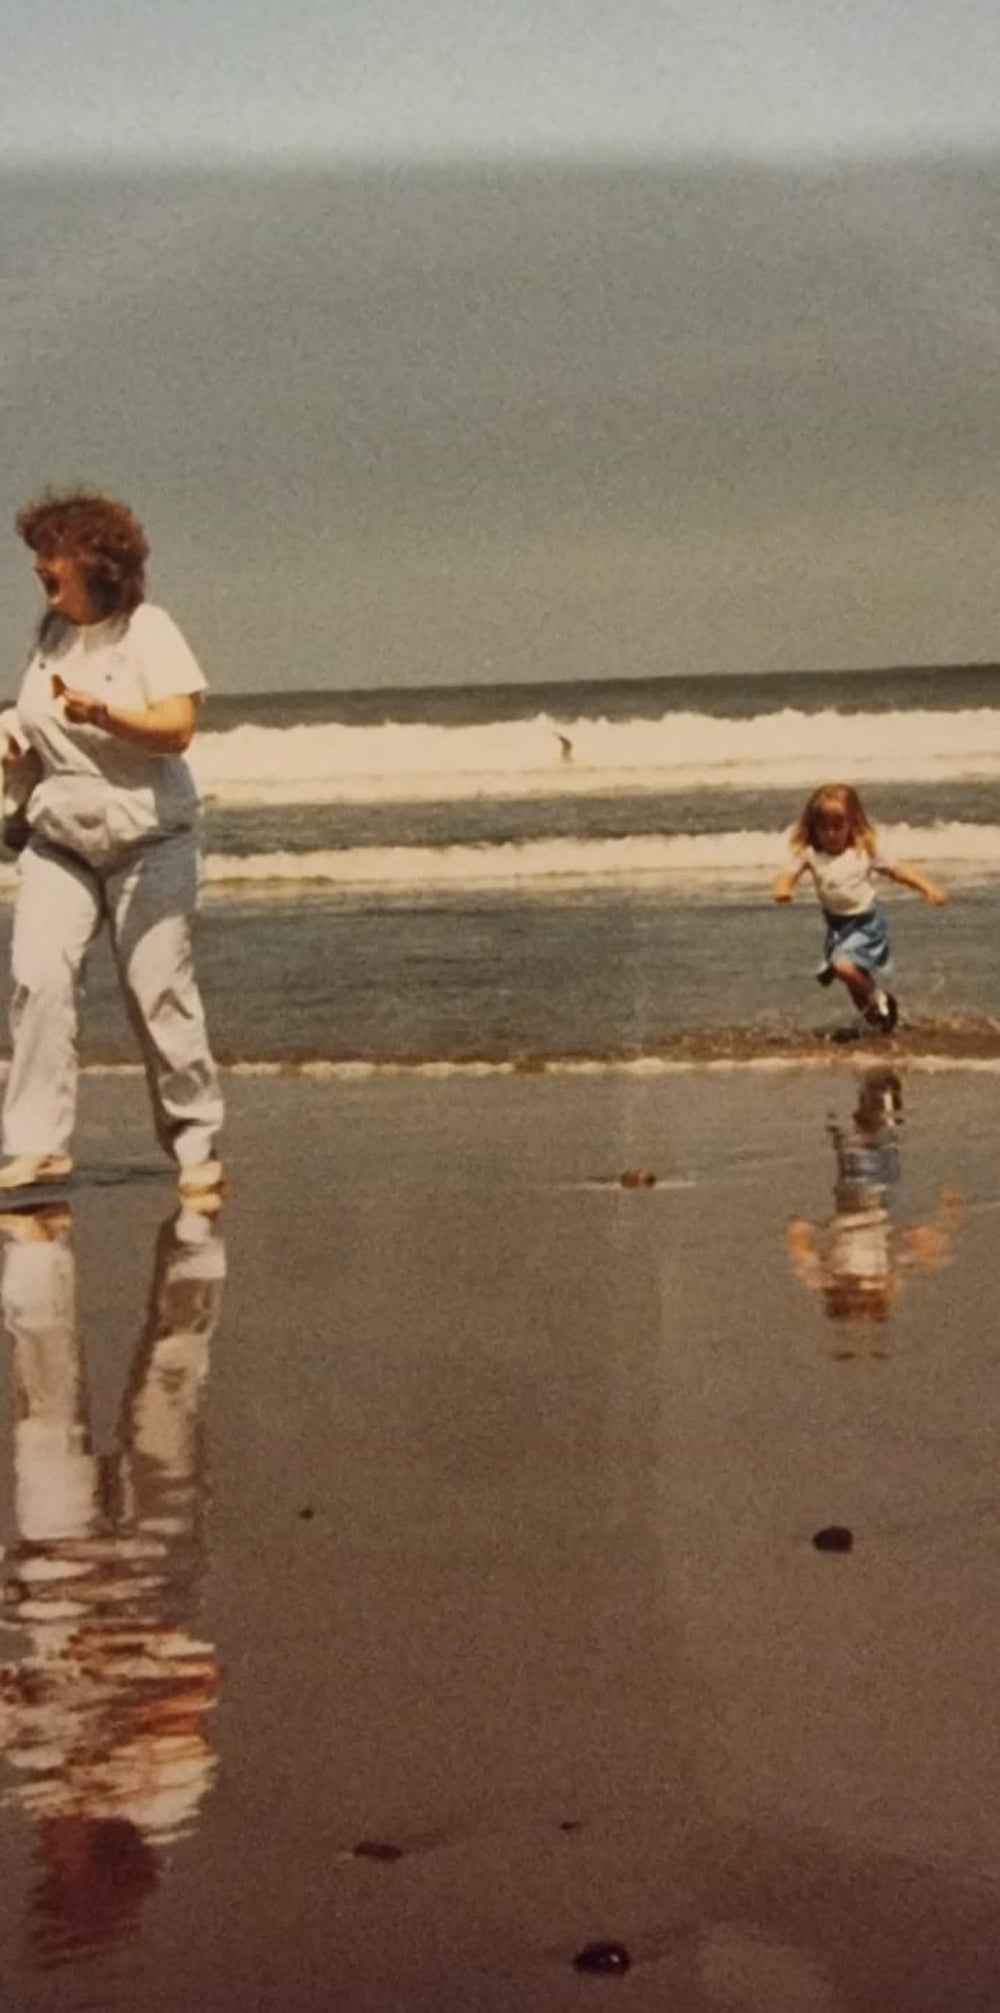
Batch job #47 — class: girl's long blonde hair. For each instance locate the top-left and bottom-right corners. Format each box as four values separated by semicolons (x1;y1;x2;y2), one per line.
791;783;877;856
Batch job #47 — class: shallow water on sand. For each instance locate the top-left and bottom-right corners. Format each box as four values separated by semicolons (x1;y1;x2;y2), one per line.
0;878;987;1068
0;1067;998;2009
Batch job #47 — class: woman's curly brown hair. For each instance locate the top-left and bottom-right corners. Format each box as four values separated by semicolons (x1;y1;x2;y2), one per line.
16;489;149;616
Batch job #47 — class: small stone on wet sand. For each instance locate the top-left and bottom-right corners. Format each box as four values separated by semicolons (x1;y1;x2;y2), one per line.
573;1940;632;1975
813;1525;853;1552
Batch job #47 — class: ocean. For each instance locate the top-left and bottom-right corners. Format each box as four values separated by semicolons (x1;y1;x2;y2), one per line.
5;663;995;1066
2;158;999;1068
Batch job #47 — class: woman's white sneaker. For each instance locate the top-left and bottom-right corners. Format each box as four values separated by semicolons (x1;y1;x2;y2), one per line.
0;1153;73;1191
177;1158;224;1198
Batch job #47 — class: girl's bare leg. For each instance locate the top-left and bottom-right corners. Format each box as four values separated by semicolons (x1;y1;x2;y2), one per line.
830;959;876;1013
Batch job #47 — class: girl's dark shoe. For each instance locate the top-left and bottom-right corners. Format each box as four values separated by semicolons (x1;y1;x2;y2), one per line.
865;989;899;1034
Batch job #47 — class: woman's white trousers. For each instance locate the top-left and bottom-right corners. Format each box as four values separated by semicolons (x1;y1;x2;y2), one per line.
3;831;224;1167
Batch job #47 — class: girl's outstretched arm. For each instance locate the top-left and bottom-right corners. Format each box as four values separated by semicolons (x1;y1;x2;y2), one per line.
883;861;946;905
772;856;807;902
786;1215;823;1289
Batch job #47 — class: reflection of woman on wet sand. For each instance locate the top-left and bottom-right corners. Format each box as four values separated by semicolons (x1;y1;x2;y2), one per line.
0;1199;225;1968
786;1069;961;1347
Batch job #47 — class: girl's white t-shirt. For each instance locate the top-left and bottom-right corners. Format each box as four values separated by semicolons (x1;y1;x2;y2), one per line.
11;604;206;865
803;843;892;916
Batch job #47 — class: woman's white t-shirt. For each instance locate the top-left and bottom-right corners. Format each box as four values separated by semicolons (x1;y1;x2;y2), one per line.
12;604;206;865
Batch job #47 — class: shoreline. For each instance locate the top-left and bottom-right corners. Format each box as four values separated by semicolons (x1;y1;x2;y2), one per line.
6;1017;999;1077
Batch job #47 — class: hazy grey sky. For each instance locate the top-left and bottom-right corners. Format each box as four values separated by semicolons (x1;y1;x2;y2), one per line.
4;0;1000;163
2;156;999;692
2;7;1000;691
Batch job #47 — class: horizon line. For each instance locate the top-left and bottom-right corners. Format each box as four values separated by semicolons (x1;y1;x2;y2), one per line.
2;138;1000;176
191;660;1000;702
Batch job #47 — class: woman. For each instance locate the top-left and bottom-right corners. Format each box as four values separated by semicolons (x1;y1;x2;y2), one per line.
0;489;224;1195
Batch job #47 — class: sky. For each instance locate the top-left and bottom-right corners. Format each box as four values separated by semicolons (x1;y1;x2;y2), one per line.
4;0;1000;165
2;3;1000;692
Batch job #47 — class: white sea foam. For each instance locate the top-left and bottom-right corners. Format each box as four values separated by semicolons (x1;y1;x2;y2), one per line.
195;821;1000;895
191;708;1000;806
0;818;991;899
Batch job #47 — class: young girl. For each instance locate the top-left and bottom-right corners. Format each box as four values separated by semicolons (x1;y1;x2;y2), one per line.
772;783;945;1033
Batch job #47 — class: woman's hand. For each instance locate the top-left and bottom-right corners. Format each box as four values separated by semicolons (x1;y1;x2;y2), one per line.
58;682;110;730
0;707;27;766
772;871;797;902
56;683;198;753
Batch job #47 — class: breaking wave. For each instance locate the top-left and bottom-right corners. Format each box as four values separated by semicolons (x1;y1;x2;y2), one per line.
191;707;1000;807
189;822;1000;895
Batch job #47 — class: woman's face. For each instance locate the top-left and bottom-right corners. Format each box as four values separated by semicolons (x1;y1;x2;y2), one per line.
32;551;102;626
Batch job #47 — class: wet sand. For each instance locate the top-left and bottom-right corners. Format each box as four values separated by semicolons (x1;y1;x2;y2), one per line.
0;1064;999;2009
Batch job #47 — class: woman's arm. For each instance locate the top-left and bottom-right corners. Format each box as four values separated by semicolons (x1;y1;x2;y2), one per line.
57;684;200;755
882;860;946;906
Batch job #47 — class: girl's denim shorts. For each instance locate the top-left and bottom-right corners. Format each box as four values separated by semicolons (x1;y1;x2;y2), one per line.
818;902;891;982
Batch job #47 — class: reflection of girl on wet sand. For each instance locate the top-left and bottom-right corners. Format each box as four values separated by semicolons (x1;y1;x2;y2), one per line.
786;1069;961;1349
0;1200;225;1968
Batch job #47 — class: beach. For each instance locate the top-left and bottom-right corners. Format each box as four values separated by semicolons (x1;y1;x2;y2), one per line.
3;142;1000;2013
0;1059;998;2009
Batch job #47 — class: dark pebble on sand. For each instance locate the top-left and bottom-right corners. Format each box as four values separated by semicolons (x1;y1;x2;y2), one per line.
813;1525;853;1552
352;1840;404;1862
298;1507;315;1520
559;1819;582;1832
620;1168;656;1188
573;1941;632;1976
